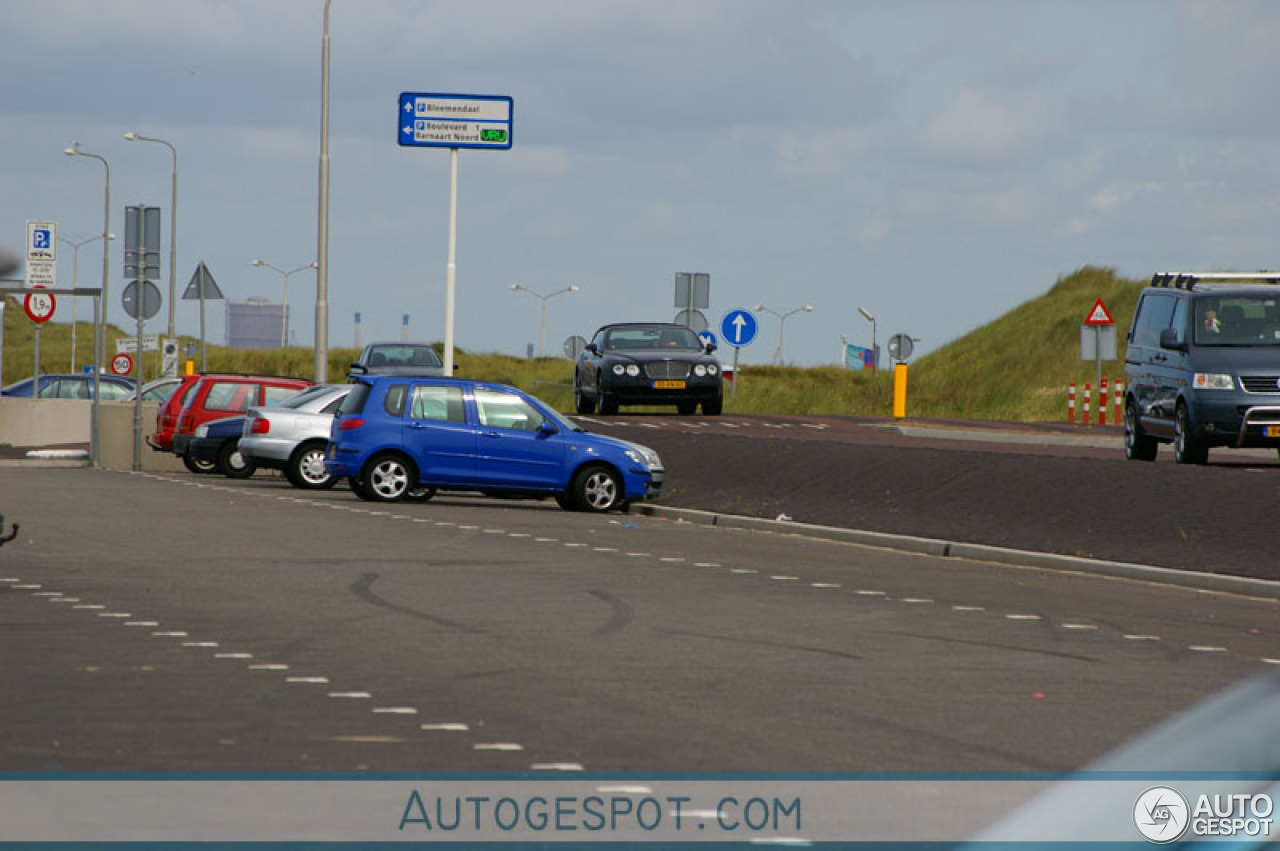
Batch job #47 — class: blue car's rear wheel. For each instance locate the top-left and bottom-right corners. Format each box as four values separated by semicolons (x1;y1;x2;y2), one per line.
362;453;415;502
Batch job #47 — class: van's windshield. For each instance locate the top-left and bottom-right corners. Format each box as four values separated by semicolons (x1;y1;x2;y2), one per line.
1193;295;1280;346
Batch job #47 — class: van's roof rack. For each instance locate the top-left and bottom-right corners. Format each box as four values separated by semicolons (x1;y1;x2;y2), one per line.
1151;272;1280;289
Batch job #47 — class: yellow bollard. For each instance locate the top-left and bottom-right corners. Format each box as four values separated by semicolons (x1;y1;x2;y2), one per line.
893;363;908;419
185;360;195;376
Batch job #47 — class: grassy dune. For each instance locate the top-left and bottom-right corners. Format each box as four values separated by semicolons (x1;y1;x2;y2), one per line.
2;266;1141;422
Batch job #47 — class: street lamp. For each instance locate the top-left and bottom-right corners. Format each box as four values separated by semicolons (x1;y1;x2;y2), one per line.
754;303;814;365
314;0;334;383
510;284;579;358
59;232;114;372
857;306;877;372
251;260;318;347
64;142;113;469
123;132;178;341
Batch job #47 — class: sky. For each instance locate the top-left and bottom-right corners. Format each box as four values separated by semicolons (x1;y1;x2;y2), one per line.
5;0;1280;369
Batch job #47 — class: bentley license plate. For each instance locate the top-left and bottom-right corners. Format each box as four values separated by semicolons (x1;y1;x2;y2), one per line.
653;380;686;390
1266;426;1280;438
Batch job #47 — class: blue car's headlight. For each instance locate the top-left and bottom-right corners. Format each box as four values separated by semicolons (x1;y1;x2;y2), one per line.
624;444;663;469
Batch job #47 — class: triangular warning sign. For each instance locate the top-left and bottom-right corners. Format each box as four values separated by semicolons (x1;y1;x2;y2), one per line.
1084;298;1114;325
182;260;224;300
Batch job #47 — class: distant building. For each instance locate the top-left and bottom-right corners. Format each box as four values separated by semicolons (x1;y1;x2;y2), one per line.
226;297;286;349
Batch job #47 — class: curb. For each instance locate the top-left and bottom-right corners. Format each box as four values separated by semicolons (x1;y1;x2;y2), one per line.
632;504;1280;601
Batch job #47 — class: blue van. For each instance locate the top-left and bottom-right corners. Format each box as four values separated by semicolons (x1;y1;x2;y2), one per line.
326;376;664;510
1124;272;1280;464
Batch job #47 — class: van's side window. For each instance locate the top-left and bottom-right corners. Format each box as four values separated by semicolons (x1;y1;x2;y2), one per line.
1132;293;1176;347
1169;298;1188;346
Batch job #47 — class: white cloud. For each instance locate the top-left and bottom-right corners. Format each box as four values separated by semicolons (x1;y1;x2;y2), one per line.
909;88;1069;169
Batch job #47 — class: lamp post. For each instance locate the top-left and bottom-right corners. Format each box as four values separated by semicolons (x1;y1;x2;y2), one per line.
754;303;814;365
313;0;333;383
63;142;111;468
58;233;113;372
251;260;317;347
123;132;177;341
510;284;579;358
858;306;877;372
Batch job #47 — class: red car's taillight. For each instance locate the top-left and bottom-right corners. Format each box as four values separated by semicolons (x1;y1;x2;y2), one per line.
250;417;270;434
337;417;365;431
176;411;194;433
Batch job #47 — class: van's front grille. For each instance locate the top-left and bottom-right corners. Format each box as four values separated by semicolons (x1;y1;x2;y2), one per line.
1240;374;1280;393
644;361;690;380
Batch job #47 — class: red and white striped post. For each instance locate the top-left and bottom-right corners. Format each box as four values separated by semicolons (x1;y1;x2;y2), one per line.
1113;378;1124;424
1083;383;1092;425
1099;377;1108;426
1067;382;1076;423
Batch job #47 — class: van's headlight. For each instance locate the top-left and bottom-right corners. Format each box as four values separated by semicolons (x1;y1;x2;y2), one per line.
1193;373;1235;390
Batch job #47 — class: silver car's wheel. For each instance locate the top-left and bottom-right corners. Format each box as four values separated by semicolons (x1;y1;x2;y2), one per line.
571;464;622;512
287;442;336;489
362;454;414;502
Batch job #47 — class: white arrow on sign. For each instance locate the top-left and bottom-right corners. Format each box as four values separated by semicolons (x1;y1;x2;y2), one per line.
731;314;749;343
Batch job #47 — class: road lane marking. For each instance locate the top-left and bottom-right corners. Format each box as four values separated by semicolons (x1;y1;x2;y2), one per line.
1006;614;1042;621
531;763;584;771
328;691;373;699
151;631;189;637
249;664;289;671
420;723;469;731
373;707;418;714
1123;635;1161;641
286;676;330;684
1188;645;1227;653
474;743;524;751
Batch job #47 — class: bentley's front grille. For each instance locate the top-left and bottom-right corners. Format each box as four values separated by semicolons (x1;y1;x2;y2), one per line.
644;361;691;380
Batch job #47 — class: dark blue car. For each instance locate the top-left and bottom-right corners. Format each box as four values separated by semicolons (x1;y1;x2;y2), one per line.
326;376;664;511
186;415;255;478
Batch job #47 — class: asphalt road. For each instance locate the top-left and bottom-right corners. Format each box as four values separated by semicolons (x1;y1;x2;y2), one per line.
2;465;1277;772
578;413;1280;581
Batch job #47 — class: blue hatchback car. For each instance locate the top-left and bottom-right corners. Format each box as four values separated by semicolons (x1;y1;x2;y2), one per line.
326;377;664;511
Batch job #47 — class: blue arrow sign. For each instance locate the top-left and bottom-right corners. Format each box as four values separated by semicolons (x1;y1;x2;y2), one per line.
720;309;758;347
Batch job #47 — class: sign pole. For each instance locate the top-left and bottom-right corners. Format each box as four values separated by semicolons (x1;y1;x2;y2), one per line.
32;326;40;400
443;147;459;375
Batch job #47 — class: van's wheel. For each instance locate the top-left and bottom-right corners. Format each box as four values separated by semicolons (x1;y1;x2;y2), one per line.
287;441;337;489
361;453;415;501
571;464;623;512
1124;400;1158;461
1173;402;1209;465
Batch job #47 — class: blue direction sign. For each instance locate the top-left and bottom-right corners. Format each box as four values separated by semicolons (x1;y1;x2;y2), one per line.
720;309;758;347
398;92;513;150
697;330;717;349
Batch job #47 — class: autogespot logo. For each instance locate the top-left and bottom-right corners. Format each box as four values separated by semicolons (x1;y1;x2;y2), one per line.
1134;786;1190;844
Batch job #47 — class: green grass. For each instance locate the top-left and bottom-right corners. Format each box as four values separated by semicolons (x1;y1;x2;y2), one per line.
1;266;1140;422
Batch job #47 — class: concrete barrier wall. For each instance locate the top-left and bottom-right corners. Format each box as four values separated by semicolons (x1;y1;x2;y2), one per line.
0;398;185;472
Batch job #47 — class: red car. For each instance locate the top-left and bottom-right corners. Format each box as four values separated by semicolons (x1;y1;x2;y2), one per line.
157;374;313;473
149;374;205;453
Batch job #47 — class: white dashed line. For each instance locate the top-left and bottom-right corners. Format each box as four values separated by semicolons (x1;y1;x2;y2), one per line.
249;664;290;671
1123;635;1161;641
474;743;524;751
420;723;469;732
124;621;159;627
373;707;418;715
1188;646;1228;653
811;583;841;589
531;763;584;771
770;575;799;581
328;691;373;699
50;598;81;603
626;552;650;557
182;641;219;648
730;568;758;574
855;590;886;597
902;598;933;604
1263;658;1280;665
98;612;133;618
597;785;653;795
215;653;254;659
1006;614;1042;621
1061;624;1099;630
286;676;330;684
33;591;62;597
694;562;720;568
151;631;188;637
660;557;686;563
952;606;985;612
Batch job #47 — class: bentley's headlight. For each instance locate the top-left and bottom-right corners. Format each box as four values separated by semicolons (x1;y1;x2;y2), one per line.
626;364;640;377
612;364;626;376
694;365;707;377
706;364;718;375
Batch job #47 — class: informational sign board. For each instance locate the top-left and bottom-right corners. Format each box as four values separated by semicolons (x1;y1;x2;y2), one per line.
25;220;57;287
397;93;514;150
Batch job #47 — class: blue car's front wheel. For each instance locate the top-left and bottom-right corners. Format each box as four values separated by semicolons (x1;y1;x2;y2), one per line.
570;464;623;512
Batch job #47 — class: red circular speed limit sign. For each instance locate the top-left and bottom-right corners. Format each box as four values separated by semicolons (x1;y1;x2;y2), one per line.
23;286;56;323
111;353;134;376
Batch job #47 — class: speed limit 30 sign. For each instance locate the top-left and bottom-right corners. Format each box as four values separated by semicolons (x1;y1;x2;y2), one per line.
23;285;56;323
